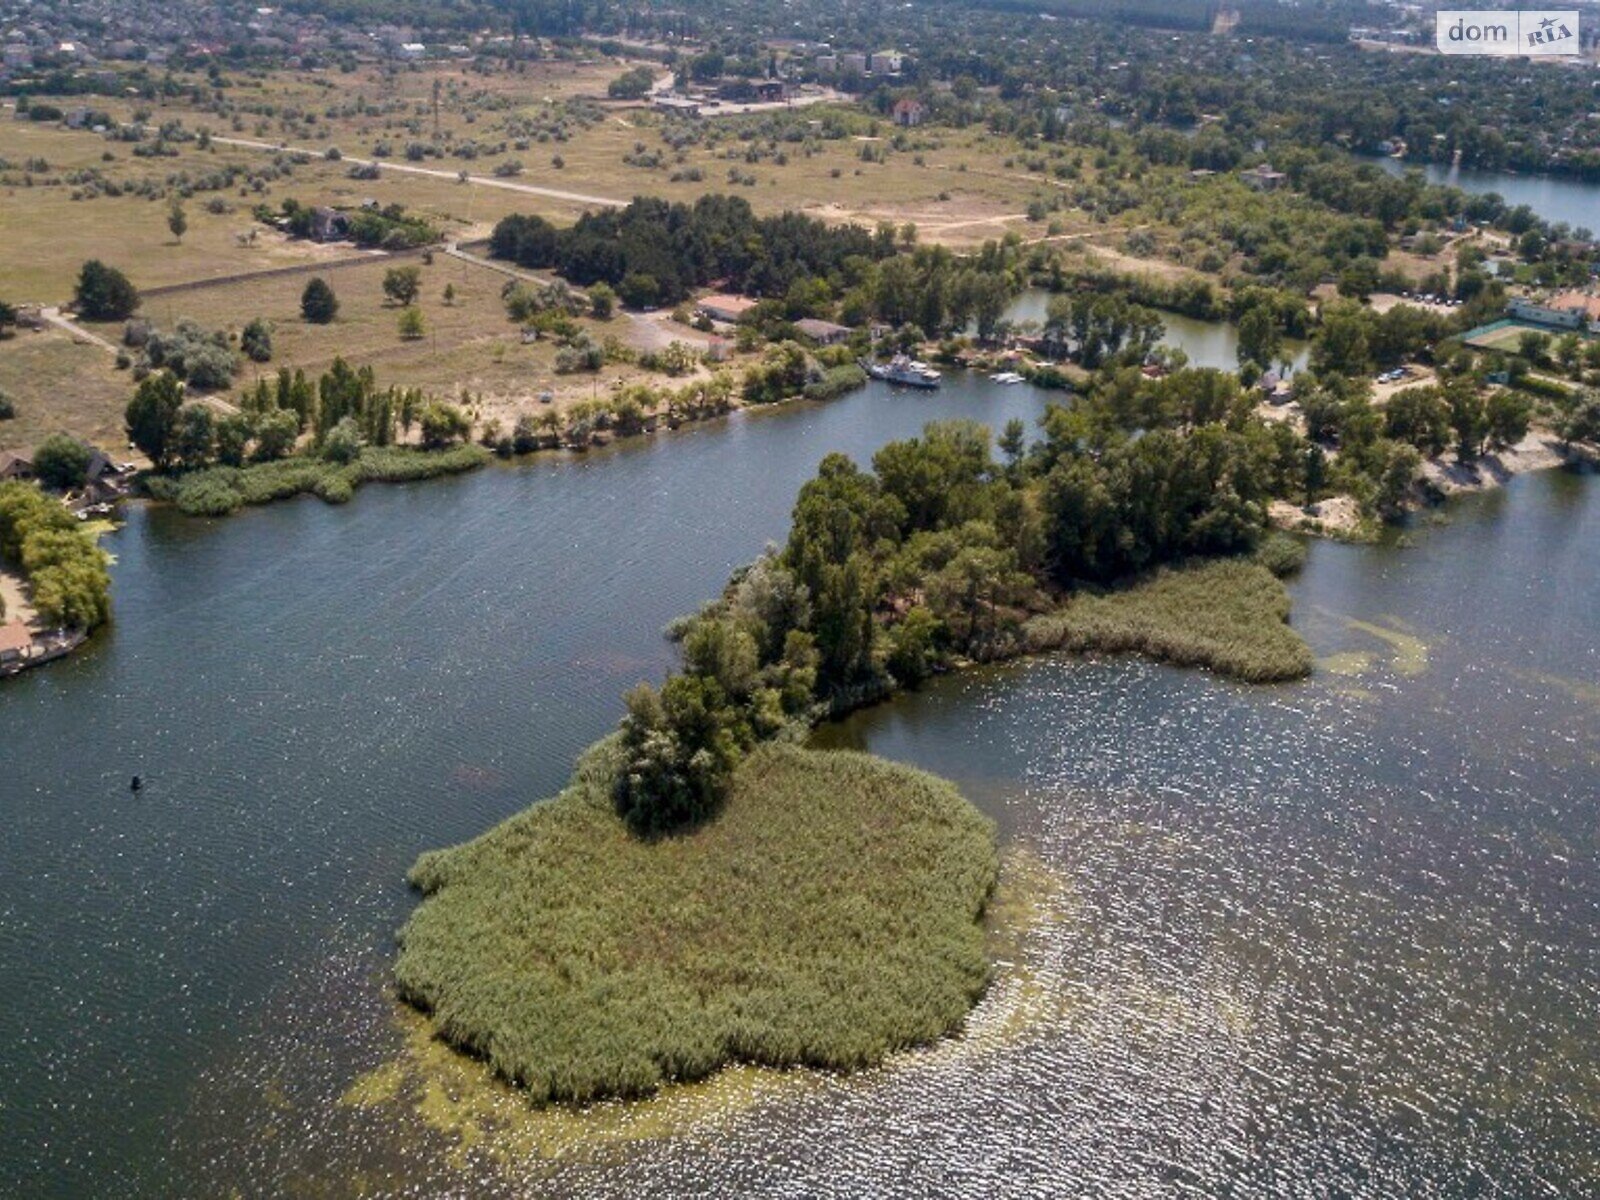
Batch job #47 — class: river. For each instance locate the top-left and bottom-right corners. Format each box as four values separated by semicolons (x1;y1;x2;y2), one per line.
1373;157;1599;234
1;375;1596;1196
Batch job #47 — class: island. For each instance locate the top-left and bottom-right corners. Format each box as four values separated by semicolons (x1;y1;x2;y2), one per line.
396;412;1317;1102
397;739;998;1102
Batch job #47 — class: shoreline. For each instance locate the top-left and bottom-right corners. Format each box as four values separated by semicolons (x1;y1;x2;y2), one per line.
1271;428;1596;539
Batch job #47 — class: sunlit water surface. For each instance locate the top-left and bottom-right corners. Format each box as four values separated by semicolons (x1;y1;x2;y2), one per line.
1;377;1595;1197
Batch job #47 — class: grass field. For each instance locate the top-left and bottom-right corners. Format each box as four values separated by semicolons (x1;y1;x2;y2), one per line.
396;737;998;1103
1462;321;1546;352
0;57;1112;449
0;58;1074;304
0;331;129;453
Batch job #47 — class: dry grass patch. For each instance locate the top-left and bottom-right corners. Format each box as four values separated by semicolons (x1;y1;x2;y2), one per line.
0;331;131;453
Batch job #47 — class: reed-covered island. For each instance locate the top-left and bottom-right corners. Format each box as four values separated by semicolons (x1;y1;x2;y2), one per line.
397;740;998;1102
397;414;1313;1104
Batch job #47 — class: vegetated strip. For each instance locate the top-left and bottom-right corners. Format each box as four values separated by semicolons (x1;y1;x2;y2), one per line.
0;480;113;630
144;444;489;516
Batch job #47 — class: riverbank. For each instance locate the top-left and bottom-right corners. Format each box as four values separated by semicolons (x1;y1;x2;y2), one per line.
1418;431;1595;500
396;738;998;1103
1269;429;1597;539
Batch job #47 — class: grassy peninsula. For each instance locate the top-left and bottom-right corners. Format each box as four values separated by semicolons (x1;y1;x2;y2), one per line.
1023;558;1314;684
397;739;997;1103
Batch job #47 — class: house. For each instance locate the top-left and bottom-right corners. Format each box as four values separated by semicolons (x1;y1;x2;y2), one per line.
1546;291;1600;327
697;294;759;324
1508;297;1588;331
891;98;926;128
839;53;868;75
794;318;852;346
654;95;702;117
309;206;350;242
83;448;122;485
870;50;903;74
1240;163;1288;192
0;450;33;481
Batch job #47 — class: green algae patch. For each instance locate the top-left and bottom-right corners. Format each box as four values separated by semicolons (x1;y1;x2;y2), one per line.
1023;559;1314;683
395;740;998;1106
341;1005;821;1169
1319;650;1376;677
1345;617;1429;677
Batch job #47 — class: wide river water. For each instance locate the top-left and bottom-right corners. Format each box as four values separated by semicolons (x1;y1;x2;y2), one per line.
1;373;1596;1197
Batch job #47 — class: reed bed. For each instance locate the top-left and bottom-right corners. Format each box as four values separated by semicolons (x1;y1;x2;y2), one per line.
396;739;998;1104
1023;558;1313;683
145;444;489;516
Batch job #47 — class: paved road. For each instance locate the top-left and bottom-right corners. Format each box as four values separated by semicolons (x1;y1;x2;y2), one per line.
212;136;626;209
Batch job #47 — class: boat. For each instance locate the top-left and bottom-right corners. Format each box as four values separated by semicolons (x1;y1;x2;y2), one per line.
863;355;941;389
991;371;1025;385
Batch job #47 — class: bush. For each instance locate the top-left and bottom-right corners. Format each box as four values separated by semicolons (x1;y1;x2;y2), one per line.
74;260;140;321
301;277;338;324
1253;531;1308;578
418;402;471;448
240;318;273;363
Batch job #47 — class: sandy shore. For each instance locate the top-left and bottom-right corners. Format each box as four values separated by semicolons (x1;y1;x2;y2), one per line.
1271;429;1593;539
1418;431;1582;497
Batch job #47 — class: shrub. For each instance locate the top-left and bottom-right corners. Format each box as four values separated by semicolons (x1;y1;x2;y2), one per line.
301;277;338;324
240;319;273;363
73;260;140;321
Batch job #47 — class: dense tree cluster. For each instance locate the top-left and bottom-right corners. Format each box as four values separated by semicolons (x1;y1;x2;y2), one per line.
489;195;897;306
127;319;241;390
0;482;112;630
615;373;1320;831
125;359;463;472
